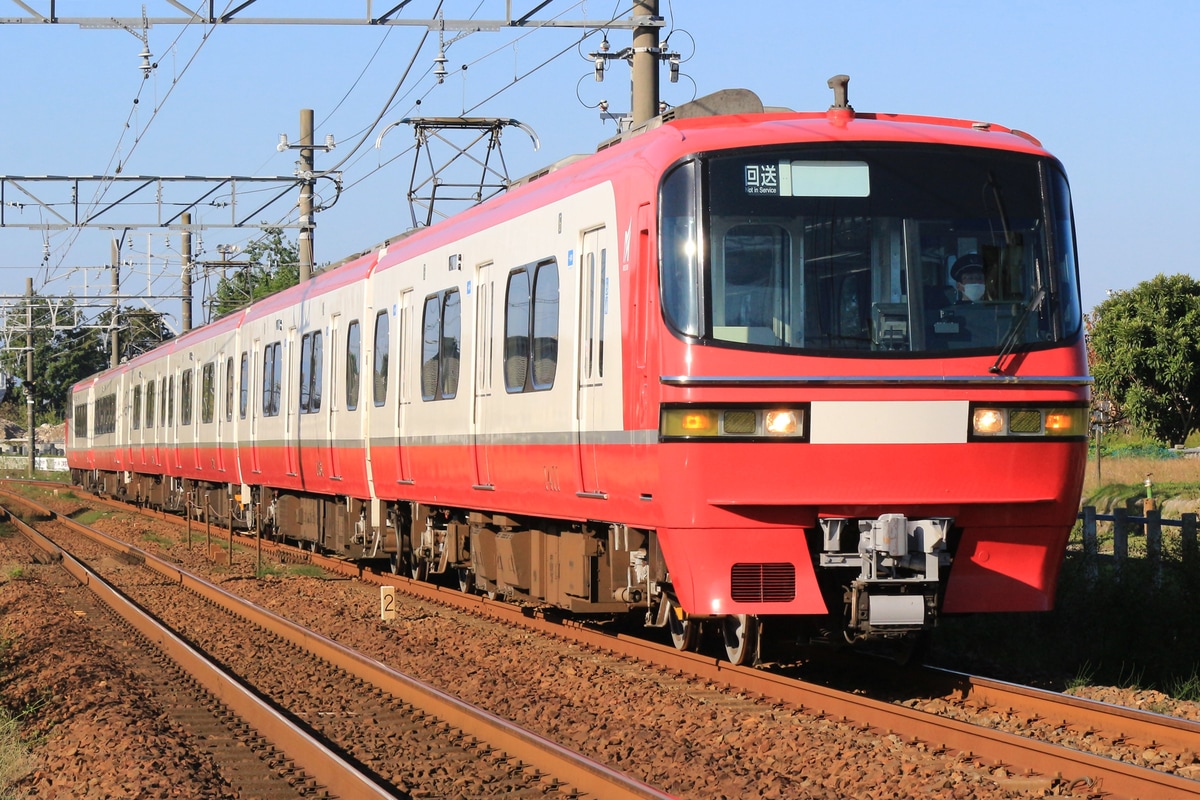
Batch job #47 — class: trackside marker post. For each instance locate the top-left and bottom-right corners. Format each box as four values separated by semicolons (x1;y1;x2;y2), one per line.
381;586;397;620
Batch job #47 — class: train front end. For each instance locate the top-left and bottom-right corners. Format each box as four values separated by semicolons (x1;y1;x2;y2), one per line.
649;110;1089;660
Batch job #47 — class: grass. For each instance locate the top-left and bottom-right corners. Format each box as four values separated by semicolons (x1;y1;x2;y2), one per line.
0;706;35;798
253;562;325;579
71;510;109;526
139;531;175;549
932;437;1200;698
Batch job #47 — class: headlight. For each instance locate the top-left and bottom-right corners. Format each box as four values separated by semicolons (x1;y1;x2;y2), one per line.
660;406;807;440
972;408;1006;435
764;409;802;436
971;406;1086;438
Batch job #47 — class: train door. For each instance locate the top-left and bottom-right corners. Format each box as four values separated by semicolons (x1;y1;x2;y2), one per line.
121;380;131;470
396;291;414;484
250;338;262;475
576;228;607;496
286;327;299;477
472;264;494;488
328;315;342;480
216;356;228;474
186;366;200;471
133;382;144;466
153;373;163;468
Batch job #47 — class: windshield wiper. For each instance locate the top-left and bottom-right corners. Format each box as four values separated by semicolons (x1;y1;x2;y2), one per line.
990;287;1046;375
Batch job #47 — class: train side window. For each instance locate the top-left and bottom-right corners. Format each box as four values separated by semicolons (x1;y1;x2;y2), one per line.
373;311;389;407
421;289;461;401
94;394;116;435
132;385;142;430
225;357;234;422
74;403;88;438
201;363;215;424
239;353;249;419
346;320;360;411
504;259;558;393
262;342;281;417
311;331;323;412
421;295;440;400
300;331;323;413
599;249;606;378
442;290;461;398
145;379;156;429
165;376;174;428
300;333;313;412
531;263;558;390
503;270;530;392
659;160;701;337
181;368;194;426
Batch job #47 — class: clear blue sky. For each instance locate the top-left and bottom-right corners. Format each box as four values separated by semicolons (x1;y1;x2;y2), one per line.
1;0;1195;331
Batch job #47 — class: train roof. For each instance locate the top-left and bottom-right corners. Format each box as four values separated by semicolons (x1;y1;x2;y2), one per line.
71;84;1059;394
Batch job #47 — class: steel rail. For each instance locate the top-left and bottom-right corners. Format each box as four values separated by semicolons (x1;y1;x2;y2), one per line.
366;574;1200;799
1;503;396;800
940;669;1200;754
11;483;1199;799
0;490;677;800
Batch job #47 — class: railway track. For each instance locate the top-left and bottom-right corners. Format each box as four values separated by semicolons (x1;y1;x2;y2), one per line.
0;492;674;800
5;482;1200;799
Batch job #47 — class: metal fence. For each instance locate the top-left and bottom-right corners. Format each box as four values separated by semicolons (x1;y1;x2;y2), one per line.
1076;506;1200;586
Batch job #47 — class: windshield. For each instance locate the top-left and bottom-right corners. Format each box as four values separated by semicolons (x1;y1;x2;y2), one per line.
660;144;1081;355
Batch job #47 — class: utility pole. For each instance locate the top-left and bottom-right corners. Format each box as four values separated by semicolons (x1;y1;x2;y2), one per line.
110;240;120;368
25;278;34;477
298;108;314;283
181;211;193;332
631;0;661;127
277;108;335;283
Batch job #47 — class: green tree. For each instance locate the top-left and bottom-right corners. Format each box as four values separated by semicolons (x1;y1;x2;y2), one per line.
1089;274;1200;446
211;228;300;317
0;293;108;423
120;307;173;360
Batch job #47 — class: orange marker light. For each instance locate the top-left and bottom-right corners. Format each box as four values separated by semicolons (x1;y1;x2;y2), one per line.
1044;410;1078;434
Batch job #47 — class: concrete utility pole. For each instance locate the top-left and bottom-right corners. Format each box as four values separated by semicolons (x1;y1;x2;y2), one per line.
181;212;193;332
110;240;120;368
298;108;314;283
631;0;661;127
25;277;33;477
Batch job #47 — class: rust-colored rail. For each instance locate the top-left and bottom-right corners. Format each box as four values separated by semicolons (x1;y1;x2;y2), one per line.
2;503;394;799
12;483;1200;799
0;489;677;800
943;669;1200;754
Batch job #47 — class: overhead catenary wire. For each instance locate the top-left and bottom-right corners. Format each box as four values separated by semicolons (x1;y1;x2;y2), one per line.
29;0;661;340
41;0;225;291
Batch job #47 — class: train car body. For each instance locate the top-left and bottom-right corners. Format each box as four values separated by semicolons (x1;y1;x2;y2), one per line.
67;85;1089;664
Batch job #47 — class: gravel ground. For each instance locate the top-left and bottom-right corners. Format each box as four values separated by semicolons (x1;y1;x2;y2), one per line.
0;531;239;799
3;492;1200;799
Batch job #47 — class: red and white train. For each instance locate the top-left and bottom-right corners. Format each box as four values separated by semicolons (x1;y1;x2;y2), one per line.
67;81;1089;664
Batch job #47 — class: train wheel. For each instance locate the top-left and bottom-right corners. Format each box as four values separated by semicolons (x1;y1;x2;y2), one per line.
721;614;759;666
666;597;699;652
409;555;428;582
456;567;475;594
387;552;402;575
